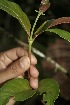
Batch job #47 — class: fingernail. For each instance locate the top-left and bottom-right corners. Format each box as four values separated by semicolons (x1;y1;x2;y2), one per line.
20;56;30;70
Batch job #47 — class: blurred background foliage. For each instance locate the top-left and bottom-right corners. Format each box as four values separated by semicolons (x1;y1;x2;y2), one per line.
0;0;70;105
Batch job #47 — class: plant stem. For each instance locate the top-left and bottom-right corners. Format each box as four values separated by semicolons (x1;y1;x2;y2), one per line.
29;41;32;64
31;12;42;38
28;11;42;78
41;100;46;105
29;12;42;61
28;38;33;78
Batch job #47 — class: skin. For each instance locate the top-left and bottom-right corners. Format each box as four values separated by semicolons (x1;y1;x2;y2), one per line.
0;47;39;105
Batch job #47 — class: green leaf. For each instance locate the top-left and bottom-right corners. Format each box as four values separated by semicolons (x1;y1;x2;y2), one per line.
0;0;31;35
38;78;59;105
0;90;10;105
14;90;35;101
34;20;54;38
0;78;36;105
46;28;70;42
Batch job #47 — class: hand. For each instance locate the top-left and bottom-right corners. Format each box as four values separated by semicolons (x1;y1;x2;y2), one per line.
0;47;39;89
0;47;39;105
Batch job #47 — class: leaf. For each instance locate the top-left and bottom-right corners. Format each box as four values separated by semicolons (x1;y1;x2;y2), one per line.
34;17;70;39
14;90;35;101
38;78;59;105
0;90;10;105
46;28;70;42
0;0;31;35
0;78;36;105
48;17;70;28
34;19;54;39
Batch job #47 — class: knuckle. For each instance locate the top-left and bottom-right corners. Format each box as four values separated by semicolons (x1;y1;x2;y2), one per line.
10;63;19;76
0;53;12;66
0;54;6;68
16;47;28;57
0;54;5;62
17;47;23;51
0;60;6;70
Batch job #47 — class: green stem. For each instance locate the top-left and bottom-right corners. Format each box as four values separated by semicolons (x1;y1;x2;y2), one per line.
31;12;42;38
28;11;42;61
28;40;32;78
29;41;32;64
28;11;42;78
29;12;42;56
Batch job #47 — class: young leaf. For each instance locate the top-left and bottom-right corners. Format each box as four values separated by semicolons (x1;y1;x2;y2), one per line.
46;28;70;42
38;78;59;105
0;78;36;105
34;20;53;39
48;17;70;28
0;0;31;35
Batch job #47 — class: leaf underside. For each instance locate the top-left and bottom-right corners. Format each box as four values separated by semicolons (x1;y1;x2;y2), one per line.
46;28;70;42
48;17;70;28
0;0;31;35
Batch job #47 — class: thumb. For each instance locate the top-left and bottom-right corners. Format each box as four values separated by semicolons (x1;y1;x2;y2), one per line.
0;56;30;84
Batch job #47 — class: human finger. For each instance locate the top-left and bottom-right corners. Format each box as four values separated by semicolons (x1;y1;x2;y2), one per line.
0;56;30;84
0;47;37;70
30;77;38;89
29;66;39;89
0;47;27;70
30;65;39;78
6;97;15;105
